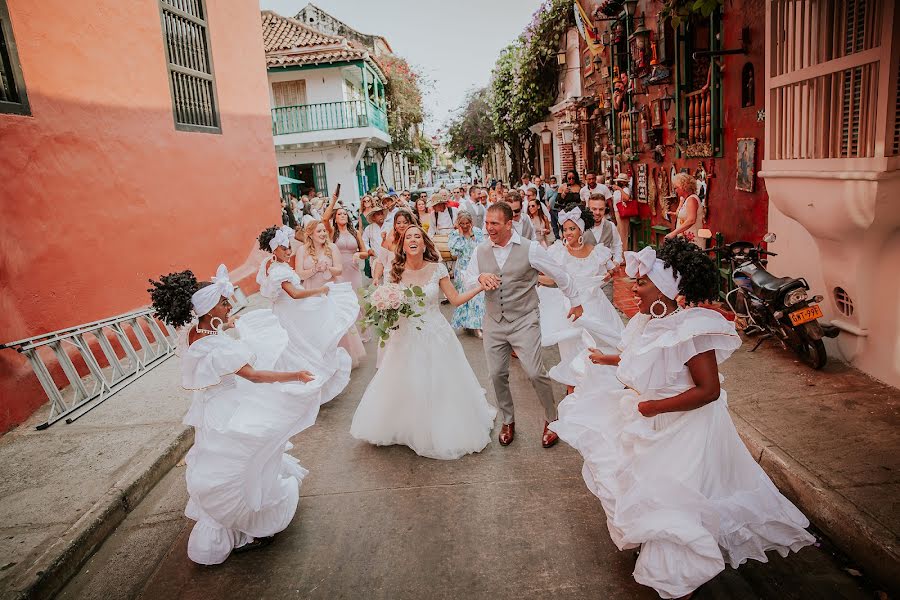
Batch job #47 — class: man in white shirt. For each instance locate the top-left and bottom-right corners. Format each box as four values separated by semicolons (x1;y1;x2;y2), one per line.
518;173;538;194
580;172;612;204
361;202;386;256
583;193;623;304
504;190;537;240
464;202;583;448
427;191;456;234
382;192;400;228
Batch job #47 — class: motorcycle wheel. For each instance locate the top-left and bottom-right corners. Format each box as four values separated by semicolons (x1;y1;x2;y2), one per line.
796;332;828;370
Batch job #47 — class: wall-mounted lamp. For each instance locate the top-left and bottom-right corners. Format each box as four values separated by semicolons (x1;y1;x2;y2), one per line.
540;124;553;145
557;51;567;65
622;0;638;17
559;120;576;144
660;87;674;111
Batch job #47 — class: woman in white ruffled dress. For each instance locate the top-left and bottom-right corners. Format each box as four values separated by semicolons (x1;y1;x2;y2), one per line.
538;205;624;391
351;225;496;460
246;225;359;404
148;265;322;565
549;240;815;599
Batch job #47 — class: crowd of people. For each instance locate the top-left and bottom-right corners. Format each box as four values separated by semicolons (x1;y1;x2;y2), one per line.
146;171;812;599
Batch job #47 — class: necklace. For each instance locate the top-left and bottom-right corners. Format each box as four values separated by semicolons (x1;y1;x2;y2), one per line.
195;324;219;335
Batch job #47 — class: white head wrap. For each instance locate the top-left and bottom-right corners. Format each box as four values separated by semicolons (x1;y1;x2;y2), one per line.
190;264;234;317
624;246;681;300
558;206;586;232
269;225;295;251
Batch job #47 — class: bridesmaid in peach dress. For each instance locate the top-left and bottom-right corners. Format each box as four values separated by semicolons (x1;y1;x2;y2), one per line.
297;219;366;368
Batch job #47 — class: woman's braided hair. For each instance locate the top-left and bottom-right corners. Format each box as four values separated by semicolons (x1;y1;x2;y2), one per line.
258;225;279;252
657;237;719;305
147;270;209;327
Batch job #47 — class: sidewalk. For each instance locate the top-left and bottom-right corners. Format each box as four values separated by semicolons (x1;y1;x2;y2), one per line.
613;275;900;590
0;296;268;600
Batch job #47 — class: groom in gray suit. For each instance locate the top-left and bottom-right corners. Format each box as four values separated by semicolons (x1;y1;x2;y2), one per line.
464;202;583;448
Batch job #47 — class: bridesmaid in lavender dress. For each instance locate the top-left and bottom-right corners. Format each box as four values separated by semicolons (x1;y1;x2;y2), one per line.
297;219;367;368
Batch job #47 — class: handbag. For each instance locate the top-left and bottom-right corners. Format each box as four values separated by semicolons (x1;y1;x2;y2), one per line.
616;195;639;218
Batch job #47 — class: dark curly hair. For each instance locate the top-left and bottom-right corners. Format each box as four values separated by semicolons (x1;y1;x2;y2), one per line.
657;237;719;305
258;225;279;252
148;270;208;327
559;201;595;231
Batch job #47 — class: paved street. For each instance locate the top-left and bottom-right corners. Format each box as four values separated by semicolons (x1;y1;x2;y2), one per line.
55;307;878;600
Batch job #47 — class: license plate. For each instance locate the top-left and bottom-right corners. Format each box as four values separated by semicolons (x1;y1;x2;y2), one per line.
789;304;823;326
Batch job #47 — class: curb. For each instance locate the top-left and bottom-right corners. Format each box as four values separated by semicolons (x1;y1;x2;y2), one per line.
5;426;194;600
732;413;899;591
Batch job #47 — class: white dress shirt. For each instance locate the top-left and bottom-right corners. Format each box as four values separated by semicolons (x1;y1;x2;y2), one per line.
383;206;399;228
362;222;383;252
463;231;579;301
430;208;455;233
588;218;623;264
580;183;613;203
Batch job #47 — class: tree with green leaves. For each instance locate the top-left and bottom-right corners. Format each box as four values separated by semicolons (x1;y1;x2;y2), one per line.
446;87;496;167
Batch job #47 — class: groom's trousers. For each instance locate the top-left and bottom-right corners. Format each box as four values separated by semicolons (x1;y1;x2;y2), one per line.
483;311;557;425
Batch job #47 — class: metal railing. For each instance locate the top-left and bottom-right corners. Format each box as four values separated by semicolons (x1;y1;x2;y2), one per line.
272;100;389;136
1;288;249;429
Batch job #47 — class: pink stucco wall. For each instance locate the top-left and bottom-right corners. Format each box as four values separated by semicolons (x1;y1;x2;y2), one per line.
0;0;280;432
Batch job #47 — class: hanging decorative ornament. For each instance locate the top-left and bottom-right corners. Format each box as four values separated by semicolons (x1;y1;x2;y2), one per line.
648;167;658;215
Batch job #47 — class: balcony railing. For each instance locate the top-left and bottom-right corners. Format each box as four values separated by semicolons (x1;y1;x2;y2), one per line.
272;100;389;136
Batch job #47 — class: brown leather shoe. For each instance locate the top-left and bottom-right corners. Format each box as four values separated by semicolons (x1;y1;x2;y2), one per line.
542;421;559;448
499;422;515;446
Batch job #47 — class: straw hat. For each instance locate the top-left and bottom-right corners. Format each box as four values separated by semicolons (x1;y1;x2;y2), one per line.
364;202;386;219
426;189;451;209
615;172;631;184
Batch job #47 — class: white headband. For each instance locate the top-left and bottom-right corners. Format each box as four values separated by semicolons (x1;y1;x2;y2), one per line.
558;206;585;232
190;264;234;317
269;225;295;251
624;246;681;300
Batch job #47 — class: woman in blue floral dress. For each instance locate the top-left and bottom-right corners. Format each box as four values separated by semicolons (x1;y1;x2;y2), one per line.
448;211;486;335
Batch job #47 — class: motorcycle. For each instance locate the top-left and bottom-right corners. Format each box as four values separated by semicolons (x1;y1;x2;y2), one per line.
701;231;840;369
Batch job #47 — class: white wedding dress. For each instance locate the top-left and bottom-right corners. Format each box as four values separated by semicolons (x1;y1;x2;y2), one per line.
350;262;497;460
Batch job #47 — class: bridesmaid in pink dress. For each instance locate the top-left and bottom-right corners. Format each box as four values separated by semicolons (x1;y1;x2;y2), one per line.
297;220;366;368
327;207;368;290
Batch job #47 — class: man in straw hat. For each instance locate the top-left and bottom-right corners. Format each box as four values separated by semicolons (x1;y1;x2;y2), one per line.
361;201;387;271
427;189;457;235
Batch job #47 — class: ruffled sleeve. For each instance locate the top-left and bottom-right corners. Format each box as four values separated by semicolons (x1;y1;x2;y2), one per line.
547;240;566;263
591;243;615;272
181;335;255;390
617;308;741;393
259;262;299;299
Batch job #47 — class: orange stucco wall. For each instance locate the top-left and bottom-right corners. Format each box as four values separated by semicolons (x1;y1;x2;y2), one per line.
0;0;280;432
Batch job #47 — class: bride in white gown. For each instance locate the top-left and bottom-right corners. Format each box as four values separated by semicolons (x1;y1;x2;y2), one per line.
351;225;497;460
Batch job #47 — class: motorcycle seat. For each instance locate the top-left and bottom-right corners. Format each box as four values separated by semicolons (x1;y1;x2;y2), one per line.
746;269;801;299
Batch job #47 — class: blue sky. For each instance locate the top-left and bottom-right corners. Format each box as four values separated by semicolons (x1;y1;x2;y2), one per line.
259;0;545;134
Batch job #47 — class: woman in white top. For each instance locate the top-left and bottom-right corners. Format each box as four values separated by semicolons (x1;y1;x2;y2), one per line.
148;265;321;565
666;172;706;249
550;240;814;598
537;206;624;393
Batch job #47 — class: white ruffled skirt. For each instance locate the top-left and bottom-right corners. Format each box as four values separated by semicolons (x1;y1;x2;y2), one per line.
238;282;358;404
182;378;321;565
538;284;624;386
550;381;815;598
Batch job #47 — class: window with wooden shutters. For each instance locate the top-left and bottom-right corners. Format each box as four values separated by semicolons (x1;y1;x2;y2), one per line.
272;80;307;108
0;0;29;116
158;0;220;133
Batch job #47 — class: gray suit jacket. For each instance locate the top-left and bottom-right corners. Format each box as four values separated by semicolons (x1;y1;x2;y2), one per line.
513;215;537;241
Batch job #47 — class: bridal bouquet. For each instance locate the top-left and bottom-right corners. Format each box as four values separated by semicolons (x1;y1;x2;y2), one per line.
359;283;427;347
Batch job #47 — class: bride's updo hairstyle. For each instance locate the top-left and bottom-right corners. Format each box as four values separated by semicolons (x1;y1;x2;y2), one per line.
390;225;439;284
257;226;279;252
657;237;719;305
148;270;211;327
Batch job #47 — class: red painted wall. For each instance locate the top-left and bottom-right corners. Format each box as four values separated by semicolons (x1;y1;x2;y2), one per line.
0;0;279;432
583;0;769;244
